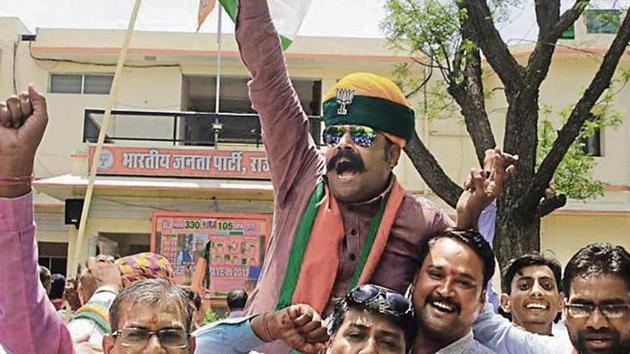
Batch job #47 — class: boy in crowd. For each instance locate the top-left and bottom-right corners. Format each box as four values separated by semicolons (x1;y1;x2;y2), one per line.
499;253;564;336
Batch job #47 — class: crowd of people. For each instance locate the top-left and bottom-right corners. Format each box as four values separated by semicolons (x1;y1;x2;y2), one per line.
1;0;629;353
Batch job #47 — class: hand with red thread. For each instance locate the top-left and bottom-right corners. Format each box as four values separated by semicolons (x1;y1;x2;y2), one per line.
252;304;329;353
0;85;48;198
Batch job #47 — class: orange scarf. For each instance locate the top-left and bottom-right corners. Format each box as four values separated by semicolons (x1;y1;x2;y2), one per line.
288;179;405;313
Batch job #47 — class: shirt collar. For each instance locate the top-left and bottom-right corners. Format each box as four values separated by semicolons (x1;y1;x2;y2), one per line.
336;174;396;213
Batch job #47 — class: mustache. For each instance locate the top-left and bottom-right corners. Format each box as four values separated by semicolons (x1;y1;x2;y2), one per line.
575;328;623;353
578;328;620;338
326;149;366;173
427;294;461;314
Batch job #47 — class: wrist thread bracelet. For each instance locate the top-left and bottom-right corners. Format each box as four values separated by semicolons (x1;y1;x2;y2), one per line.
0;176;34;186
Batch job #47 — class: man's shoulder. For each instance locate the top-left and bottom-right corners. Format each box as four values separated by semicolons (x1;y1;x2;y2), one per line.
397;193;450;226
402;192;440;209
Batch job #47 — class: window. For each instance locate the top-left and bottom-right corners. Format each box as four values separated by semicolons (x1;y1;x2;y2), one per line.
585;10;621;34
37;241;68;275
50;74;82;94
580;128;602;157
84;75;113;94
180;76;322;145
49;74;113;94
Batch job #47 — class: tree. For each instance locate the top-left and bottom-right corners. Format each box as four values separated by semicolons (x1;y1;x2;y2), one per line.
383;0;630;266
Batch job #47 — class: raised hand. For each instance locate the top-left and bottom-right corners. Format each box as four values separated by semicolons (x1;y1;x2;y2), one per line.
85;255;122;292
456;147;517;229
0;85;48;198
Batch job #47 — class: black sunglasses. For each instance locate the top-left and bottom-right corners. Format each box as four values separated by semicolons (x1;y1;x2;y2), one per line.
346;284;413;319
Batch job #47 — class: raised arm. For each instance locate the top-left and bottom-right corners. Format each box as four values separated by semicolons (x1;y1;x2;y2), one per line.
235;0;324;205
0;86;73;353
473;300;571;354
455;148;517;229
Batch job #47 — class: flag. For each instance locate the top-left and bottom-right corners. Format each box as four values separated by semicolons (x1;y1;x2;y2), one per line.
218;0;312;49
197;0;217;31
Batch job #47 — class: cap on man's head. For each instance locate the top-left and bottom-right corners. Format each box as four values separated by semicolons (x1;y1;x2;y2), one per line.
115;252;175;287
322;73;415;147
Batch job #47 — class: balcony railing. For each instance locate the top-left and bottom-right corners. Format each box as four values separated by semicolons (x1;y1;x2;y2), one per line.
83;109;323;147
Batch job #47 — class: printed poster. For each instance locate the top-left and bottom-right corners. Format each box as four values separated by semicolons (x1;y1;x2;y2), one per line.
152;211;270;295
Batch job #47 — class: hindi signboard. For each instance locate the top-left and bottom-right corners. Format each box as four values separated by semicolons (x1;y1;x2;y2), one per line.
152;211;270;295
88;146;270;179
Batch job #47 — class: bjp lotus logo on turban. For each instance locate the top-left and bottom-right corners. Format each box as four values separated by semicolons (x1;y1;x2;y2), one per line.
336;88;355;115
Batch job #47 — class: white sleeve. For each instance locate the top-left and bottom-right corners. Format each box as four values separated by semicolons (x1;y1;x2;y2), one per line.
473;301;574;354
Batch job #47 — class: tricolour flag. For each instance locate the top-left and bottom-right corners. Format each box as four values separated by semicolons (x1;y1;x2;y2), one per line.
213;0;313;49
197;0;217;32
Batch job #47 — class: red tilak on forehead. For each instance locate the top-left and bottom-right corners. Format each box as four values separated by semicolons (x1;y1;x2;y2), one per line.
150;314;159;324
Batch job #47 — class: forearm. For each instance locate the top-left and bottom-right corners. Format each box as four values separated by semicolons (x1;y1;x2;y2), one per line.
0;184;31;198
474;301;522;353
455;206;481;230
193;315;266;353
250;313;273;342
236;0;323;203
0;193;73;353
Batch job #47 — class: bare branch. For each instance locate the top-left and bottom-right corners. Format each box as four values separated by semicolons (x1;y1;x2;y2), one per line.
447;17;496;166
521;10;630;214
549;1;590;39
404;70;433;99
505;1;590;180
410;57;448;71
525;0;585;87
403;131;462;208
537;190;567;217
526;1;587;90
439;42;454;74
535;0;560;36
459;0;525;94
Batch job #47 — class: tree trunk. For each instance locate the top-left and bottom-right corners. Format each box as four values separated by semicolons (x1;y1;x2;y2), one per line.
494;197;541;268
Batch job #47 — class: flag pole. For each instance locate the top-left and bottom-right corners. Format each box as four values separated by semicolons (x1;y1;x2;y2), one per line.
213;5;222;149
70;0;143;277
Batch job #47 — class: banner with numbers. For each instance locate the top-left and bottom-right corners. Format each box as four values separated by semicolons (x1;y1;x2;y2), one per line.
151;211;270;294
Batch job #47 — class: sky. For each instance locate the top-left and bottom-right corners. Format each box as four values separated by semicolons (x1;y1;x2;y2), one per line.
0;0;627;43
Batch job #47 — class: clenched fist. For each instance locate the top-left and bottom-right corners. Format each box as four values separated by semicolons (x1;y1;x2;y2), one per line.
0;85;48;198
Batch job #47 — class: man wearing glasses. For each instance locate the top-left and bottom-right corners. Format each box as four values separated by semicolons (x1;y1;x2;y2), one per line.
235;1;515;352
102;279;196;353
474;242;630;354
